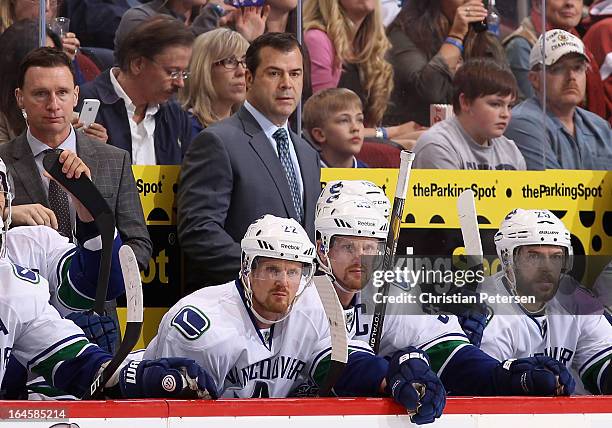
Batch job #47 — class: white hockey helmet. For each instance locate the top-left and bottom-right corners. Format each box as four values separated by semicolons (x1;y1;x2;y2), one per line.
494;209;573;282
240;215;316;323
317;180;391;219
0;158;13;257
315;193;388;281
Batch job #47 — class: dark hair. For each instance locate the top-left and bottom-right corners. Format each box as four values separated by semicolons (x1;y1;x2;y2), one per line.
389;0;448;56
116;15;195;71
452;58;518;114
390;0;507;62
245;32;304;75
0;21;64;137
17;47;75;89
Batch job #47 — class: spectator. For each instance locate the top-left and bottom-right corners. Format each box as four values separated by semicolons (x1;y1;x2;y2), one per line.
303;0;391;128
0;47;151;267
0;0;55;33
505;30;612;170
79;16;194;165
303;88;368;168
177;32;320;291
114;0;207;49
178;28;249;137
413;58;525;170
303;0;422;145
583;0;612;124
385;0;506;127
60;0;137;50
0;20;106;145
0;0;100;86
503;0;609;121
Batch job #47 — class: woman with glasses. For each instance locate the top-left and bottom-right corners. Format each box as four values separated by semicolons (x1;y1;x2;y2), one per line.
179;28;249;138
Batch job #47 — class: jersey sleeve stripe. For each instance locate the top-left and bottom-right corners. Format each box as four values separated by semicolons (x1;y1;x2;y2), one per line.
56;251;96;311
27;333;87;370
420;332;470;351
436;343;471;377
30;339;91;383
578;345;612;375
597;360;610;394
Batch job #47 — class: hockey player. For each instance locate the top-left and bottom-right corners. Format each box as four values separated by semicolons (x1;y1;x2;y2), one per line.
0;167;216;400
0;155;124;343
144;214;447;419
314;187;576;412
481;208;612;394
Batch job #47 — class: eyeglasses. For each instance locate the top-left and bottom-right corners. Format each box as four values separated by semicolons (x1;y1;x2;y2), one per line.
214;56;247;70
147;58;190;81
331;237;385;258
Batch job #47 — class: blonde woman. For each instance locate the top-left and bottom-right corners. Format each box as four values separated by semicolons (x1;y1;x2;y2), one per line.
179;28;249;137
304;0;423;145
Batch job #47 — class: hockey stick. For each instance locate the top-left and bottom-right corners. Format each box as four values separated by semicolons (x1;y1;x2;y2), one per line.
313;275;348;396
43;152;115;316
457;189;483;266
369;150;415;354
83;245;144;399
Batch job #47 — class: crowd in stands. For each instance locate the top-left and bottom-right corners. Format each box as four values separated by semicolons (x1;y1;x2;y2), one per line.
0;0;608;407
0;0;609;283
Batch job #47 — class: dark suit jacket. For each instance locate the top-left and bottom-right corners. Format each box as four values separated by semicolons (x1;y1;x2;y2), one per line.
0;131;152;269
178;106;321;290
78;70;192;165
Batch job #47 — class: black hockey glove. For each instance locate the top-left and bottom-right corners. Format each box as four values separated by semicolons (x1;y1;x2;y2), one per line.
386;347;446;425
117;358;218;399
496;356;575;396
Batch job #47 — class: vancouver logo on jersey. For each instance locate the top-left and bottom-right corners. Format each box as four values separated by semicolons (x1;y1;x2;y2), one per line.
171;306;211;340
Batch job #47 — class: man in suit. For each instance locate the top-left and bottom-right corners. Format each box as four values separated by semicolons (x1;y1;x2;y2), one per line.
178;32;321;290
78;16;194;165
0;47;152;270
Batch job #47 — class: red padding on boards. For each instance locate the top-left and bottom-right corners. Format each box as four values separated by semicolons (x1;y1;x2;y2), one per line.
1;396;612;418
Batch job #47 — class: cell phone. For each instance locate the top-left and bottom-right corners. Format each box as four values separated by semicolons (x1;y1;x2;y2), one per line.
223;0;266;7
79;99;100;128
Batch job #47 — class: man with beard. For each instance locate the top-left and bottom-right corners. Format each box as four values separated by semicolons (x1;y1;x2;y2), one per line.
78;16;194;165
504;30;612;170
309;185;576;425
480;208;612;395
144;214;448;419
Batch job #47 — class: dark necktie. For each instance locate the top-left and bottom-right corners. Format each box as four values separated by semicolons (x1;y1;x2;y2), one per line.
272;128;303;221
44;149;72;241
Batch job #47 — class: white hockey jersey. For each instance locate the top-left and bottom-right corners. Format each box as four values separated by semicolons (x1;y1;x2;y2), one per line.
144;280;374;398
5;225;110;316
348;284;471;376
0;258;93;386
480;272;612;394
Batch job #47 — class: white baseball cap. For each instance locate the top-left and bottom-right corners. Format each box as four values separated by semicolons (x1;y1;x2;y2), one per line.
529;29;590;69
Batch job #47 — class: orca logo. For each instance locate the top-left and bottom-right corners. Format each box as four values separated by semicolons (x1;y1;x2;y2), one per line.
171;306;211;340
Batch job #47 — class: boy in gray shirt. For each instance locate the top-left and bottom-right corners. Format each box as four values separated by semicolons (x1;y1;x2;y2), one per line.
413;58;526;170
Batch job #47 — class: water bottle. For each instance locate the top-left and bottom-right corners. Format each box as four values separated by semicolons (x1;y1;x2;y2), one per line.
487;0;501;37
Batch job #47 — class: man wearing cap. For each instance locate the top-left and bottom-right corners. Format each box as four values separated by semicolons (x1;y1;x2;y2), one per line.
505;29;612;170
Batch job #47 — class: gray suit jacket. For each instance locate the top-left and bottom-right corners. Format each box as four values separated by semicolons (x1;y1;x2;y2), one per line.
178;106;321;289
0;132;152;269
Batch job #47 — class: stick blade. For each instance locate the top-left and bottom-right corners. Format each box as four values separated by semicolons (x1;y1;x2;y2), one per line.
313;275;348;364
119;245;143;324
457;190;483;256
